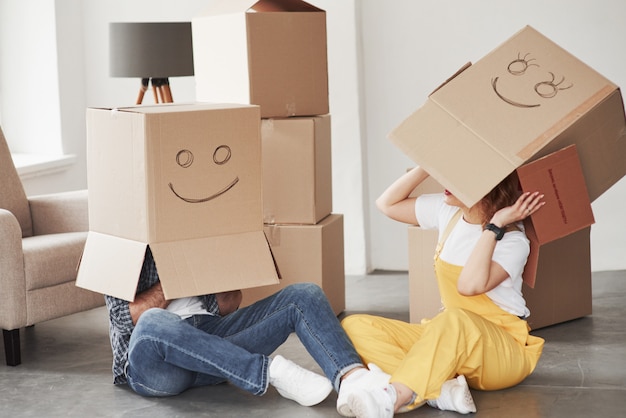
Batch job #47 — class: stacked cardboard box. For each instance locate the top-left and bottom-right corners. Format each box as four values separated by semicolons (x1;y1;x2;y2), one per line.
192;0;345;315
391;26;626;329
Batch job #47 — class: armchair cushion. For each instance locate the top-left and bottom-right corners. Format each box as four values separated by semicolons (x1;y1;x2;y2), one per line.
29;190;89;235
23;231;88;291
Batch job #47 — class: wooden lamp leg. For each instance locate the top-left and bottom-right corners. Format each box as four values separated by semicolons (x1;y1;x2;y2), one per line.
136;78;149;105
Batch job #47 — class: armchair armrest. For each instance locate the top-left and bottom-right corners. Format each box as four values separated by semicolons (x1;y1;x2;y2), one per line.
0;209;27;329
29;189;89;235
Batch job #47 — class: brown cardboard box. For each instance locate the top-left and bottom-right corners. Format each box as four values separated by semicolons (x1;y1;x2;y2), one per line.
76;103;279;301
517;145;595;287
408;225;441;323
192;0;329;118
241;214;345;315
407;176;444;322
523;227;592;330
388;25;626;208
261;115;332;225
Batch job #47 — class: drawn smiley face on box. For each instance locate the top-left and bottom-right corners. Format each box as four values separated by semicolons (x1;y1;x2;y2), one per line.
153;107;262;241
168;144;239;204
491;52;574;108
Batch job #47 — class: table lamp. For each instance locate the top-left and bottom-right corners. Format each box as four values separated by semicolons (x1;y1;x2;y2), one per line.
109;22;194;104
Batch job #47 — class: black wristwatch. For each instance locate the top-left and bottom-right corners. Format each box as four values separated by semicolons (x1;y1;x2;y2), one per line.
484;223;505;241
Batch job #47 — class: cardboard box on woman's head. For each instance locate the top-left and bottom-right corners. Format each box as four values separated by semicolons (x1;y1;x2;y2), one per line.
389;25;626;209
396;26;625;328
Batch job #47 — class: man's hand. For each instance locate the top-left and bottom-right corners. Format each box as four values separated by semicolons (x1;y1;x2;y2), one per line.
216;290;242;316
129;282;169;325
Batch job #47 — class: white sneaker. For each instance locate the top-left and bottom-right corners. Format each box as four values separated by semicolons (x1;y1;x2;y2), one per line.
268;355;333;406
347;382;396;418
427;375;476;414
337;363;391;417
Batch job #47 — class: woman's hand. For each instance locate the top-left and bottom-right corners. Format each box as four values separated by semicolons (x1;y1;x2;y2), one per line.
457;191;545;296
489;191;545;227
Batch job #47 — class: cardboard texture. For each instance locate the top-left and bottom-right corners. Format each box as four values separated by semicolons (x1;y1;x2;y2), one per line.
388;25;626;208
408;226;441;323
241;214;345;315
517;145;594;246
407;176;444;323
261;115;332;225
517;145;595;287
76;103;279;301
192;0;329;118
523;227;592;330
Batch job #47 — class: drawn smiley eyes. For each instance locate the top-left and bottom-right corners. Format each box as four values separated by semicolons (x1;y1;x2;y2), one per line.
169;144;239;204
505;52;573;98
175;145;232;168
491;52;574;108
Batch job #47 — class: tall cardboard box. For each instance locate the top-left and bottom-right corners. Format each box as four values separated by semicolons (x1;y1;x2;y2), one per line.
523;227;592;330
241;214;345;315
408;226;441;323
76;103;279;301
192;0;329;118
261;115;332;225
407;176;444;323
389;26;626;208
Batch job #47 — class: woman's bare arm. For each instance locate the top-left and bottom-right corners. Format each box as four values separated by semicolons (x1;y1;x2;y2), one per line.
376;166;430;225
457;191;545;295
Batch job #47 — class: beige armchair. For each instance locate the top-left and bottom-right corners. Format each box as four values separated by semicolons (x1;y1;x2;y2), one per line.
0;126;103;366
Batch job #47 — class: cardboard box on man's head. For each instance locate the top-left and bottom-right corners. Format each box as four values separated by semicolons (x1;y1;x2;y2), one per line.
192;0;328;118
389;25;626;209
76;103;280;302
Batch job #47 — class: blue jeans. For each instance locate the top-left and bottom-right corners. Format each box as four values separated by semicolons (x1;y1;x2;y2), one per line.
126;283;362;397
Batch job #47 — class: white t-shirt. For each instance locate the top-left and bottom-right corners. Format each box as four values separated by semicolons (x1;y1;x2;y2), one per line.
415;193;531;318
166;296;215;319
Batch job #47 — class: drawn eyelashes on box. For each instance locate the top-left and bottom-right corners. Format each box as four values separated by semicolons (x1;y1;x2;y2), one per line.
491;52;573;108
168;145;240;204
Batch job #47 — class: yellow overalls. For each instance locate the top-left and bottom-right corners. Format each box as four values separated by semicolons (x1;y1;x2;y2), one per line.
341;211;544;406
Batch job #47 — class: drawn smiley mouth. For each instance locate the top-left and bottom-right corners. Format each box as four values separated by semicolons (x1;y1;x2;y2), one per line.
168;177;239;203
168;145;238;203
491;76;540;108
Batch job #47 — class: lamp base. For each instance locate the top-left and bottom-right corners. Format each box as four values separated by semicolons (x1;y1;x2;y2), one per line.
136;78;173;105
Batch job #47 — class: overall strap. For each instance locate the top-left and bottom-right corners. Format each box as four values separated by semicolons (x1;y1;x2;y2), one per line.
434;209;462;260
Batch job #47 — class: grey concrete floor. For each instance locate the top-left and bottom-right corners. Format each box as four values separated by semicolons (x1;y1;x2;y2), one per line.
1;270;625;417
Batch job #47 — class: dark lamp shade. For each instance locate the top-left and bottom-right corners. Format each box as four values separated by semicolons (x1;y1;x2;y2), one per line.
109;22;194;78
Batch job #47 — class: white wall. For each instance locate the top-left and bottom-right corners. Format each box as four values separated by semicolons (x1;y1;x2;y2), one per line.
1;0;625;275
361;0;626;273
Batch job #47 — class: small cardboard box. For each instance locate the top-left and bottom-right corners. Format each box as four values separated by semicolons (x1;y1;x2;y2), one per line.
261;115;332;225
523;227;592;330
192;0;329;118
388;25;626;209
241;214;345;315
76;103;279;301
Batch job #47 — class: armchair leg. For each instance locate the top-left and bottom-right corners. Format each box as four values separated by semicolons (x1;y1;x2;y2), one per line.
3;329;21;366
